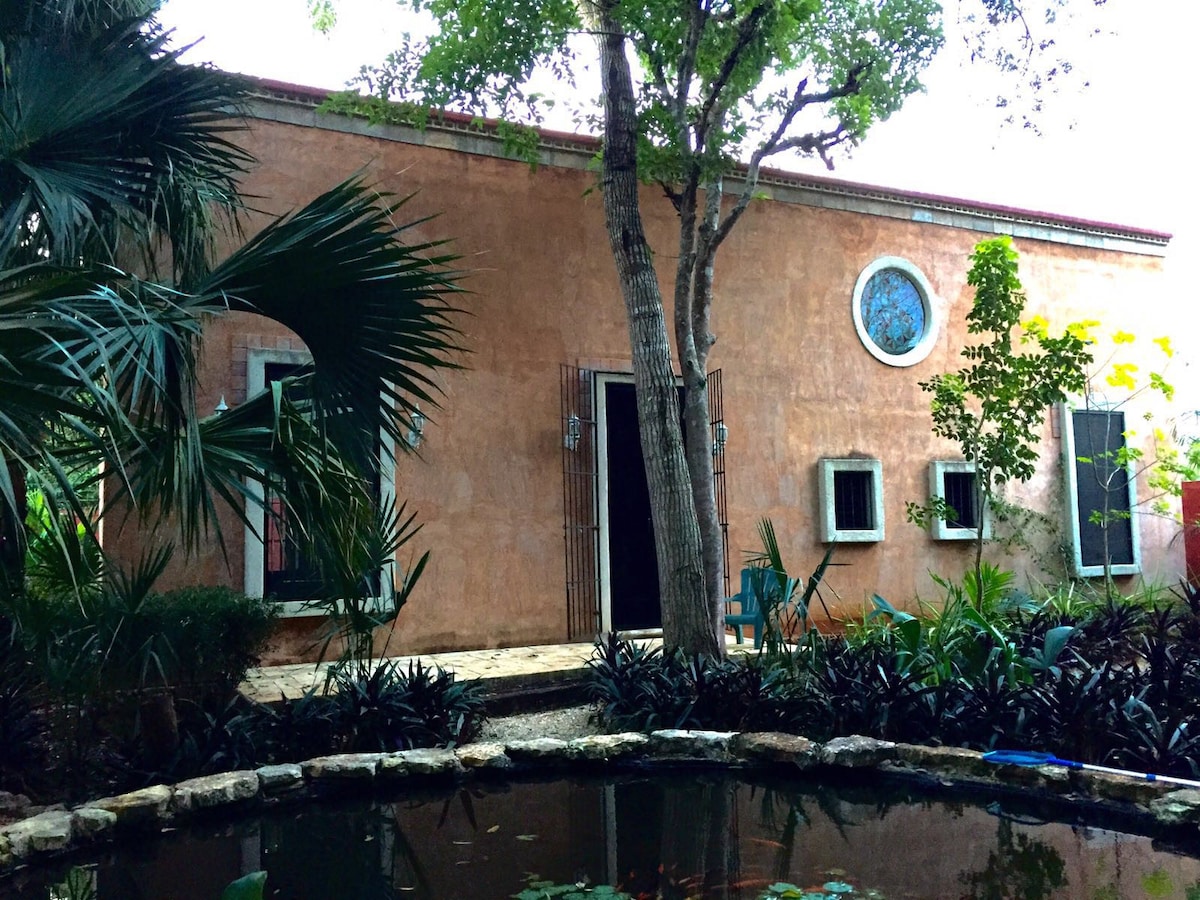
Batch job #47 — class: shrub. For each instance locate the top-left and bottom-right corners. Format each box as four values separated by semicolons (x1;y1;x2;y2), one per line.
586;635;806;734
161;661;486;779
585;576;1200;782
0;615;43;780
150;586;277;701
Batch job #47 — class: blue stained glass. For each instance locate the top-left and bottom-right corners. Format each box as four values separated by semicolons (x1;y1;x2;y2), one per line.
860;269;925;355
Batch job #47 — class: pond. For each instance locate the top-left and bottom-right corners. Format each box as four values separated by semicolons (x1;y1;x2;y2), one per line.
5;772;1200;899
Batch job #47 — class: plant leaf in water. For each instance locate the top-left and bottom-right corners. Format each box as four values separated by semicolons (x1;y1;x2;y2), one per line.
222;871;267;900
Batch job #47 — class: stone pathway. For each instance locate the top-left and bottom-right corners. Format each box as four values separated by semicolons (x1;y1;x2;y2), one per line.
240;635;753;703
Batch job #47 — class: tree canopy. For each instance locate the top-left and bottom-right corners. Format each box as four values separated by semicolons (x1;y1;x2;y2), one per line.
328;0;1108;655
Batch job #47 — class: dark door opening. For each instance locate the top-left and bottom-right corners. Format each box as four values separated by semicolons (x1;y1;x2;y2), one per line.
605;381;685;631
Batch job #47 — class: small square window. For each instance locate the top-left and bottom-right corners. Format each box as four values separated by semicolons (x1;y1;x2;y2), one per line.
929;461;990;541
818;458;884;542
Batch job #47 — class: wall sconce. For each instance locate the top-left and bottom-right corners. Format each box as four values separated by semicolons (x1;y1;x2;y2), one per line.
564;413;582;451
405;407;426;449
712;421;728;456
214;395;229;414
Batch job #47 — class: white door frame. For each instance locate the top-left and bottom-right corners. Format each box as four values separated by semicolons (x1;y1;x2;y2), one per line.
595;372;683;636
594;372;631;633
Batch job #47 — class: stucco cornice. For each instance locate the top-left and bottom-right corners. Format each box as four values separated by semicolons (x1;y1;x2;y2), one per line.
244;79;1170;257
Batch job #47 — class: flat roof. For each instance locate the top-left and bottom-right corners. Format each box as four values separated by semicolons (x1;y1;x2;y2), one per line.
244;77;1171;257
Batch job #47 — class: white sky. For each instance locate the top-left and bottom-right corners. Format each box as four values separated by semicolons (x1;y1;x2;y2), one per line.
160;0;1200;395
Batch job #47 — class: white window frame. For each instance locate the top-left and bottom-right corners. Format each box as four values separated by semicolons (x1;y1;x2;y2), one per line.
818;458;884;543
929;460;991;541
851;256;939;368
243;347;396;617
1060;402;1141;578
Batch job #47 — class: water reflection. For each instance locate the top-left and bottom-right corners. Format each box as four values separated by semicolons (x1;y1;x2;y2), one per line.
7;773;1200;899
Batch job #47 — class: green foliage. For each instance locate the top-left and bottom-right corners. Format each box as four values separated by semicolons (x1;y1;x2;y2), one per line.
166;660;485;778
0;615;42;778
744;517;840;649
913;237;1093;588
0;1;466;621
222;871;267;900
12;576;276;703
513;875;632;899
587;579;1200;782
586;634;808;734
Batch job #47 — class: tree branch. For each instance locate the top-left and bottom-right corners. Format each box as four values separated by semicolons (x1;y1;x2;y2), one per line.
709;62;867;251
693;0;770;151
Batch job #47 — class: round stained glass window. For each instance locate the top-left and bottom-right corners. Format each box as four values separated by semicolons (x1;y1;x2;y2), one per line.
851;257;937;367
861;269;924;355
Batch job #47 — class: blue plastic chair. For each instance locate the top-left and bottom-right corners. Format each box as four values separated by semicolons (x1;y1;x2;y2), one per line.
725;567;777;649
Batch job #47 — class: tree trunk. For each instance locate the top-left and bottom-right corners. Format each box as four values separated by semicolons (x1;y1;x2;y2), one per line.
593;5;715;656
672;170;726;654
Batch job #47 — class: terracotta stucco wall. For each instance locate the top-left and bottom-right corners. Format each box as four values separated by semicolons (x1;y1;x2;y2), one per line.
136;109;1175;661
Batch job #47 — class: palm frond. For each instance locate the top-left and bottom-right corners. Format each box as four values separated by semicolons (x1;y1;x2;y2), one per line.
195;175;467;464
0;10;252;277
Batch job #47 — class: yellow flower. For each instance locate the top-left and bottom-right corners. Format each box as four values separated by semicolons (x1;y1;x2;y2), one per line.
1021;315;1049;338
1153;336;1174;358
1066;319;1101;343
1105;362;1138;390
1112;330;1135;344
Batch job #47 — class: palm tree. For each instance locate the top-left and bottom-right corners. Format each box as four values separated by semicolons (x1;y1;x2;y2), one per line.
0;0;463;601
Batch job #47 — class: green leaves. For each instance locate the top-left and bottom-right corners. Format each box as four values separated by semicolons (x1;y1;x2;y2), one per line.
916;237;1094;583
222;871;267;900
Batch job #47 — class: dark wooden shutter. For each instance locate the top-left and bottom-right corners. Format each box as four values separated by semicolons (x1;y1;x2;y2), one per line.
561;365;600;639
708;369;730;596
1071;408;1135;569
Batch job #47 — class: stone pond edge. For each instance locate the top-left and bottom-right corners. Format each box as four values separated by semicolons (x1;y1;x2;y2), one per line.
4;731;1200;874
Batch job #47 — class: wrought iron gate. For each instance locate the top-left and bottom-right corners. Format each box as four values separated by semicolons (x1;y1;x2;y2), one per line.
560;365;730;638
561;365;600;639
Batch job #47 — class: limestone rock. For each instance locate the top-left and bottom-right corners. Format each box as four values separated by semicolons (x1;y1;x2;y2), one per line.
732;733;819;768
172;771;260;814
820;736;897;768
568;733;650;762
0;792;30;818
0;833;11;870
381;748;465;779
649;730;735;761
895;744;995;780
72;807;118;841
256;764;305;795
1080;771;1170;806
303;753;383;782
505;738;573;763
989;762;1070;791
91;785;173;828
2;809;73;856
456;743;514;770
1150;789;1200;826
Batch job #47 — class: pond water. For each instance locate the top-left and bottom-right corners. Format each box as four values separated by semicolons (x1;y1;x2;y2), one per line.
5;772;1200;899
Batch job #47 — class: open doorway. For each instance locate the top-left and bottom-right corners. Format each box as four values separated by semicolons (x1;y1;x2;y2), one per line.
598;375;685;633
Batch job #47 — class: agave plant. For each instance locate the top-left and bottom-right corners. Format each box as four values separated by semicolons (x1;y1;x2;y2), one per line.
0;0;464;610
